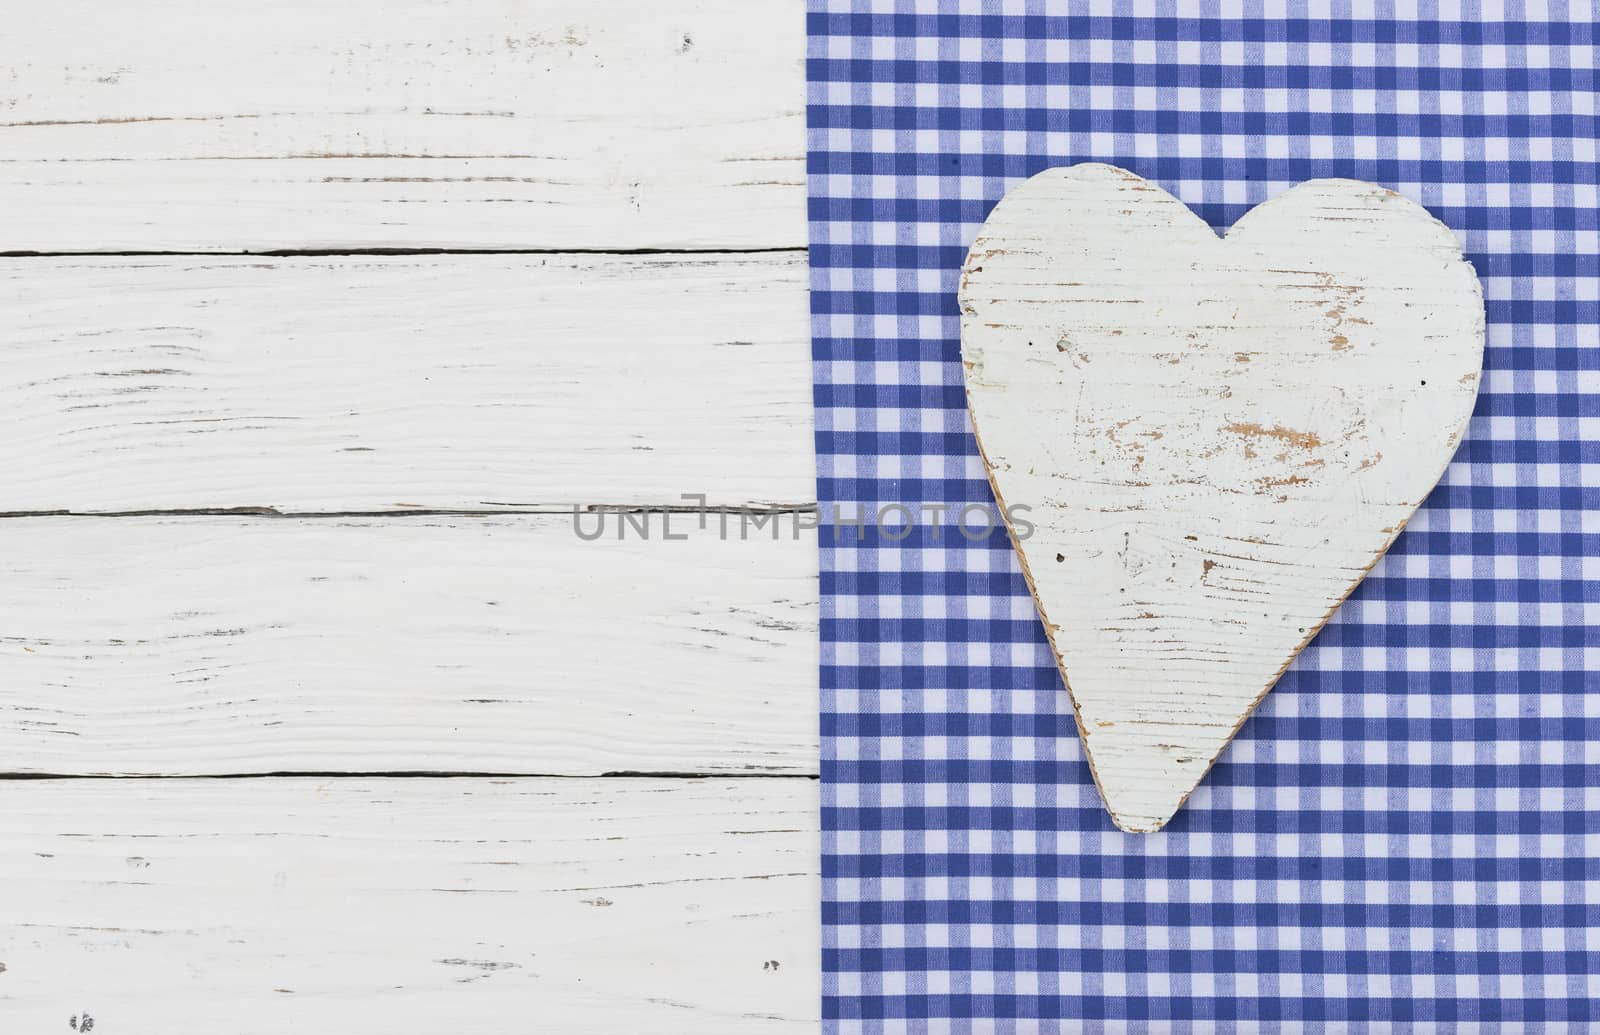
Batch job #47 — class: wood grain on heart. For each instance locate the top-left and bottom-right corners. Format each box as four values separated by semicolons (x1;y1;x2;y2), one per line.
960;164;1484;833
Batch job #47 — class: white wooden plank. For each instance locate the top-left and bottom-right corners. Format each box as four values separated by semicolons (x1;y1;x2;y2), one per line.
0;0;804;251
0;516;818;776
0;776;819;1033
961;164;1484;832
0;253;812;512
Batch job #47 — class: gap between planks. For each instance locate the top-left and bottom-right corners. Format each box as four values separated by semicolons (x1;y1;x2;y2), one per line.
0;771;820;781
0;246;807;258
0;505;818;519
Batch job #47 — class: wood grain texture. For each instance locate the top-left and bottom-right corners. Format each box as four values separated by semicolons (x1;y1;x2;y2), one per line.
0;0;804;251
961;164;1484;833
0;777;819;1033
0;516;818;776
3;0;822;1022
0;253;811;512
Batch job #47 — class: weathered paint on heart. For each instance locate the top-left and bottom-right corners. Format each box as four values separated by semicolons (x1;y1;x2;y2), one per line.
960;164;1484;833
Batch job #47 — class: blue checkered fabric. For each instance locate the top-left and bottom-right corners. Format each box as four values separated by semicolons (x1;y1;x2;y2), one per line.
807;4;1600;1030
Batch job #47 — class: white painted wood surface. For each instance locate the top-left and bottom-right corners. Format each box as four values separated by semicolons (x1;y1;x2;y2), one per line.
0;253;811;512
0;777;819;1033
0;516;816;776
0;0;805;251
4;0;820;1027
961;164;1483;833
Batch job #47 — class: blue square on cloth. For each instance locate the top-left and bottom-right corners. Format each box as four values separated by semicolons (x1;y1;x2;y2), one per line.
807;4;1599;1030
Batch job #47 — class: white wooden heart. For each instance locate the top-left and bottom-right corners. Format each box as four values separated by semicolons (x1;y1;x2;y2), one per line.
960;164;1484;833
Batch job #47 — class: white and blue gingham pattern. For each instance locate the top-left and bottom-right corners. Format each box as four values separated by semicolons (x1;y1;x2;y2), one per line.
808;4;1599;1030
